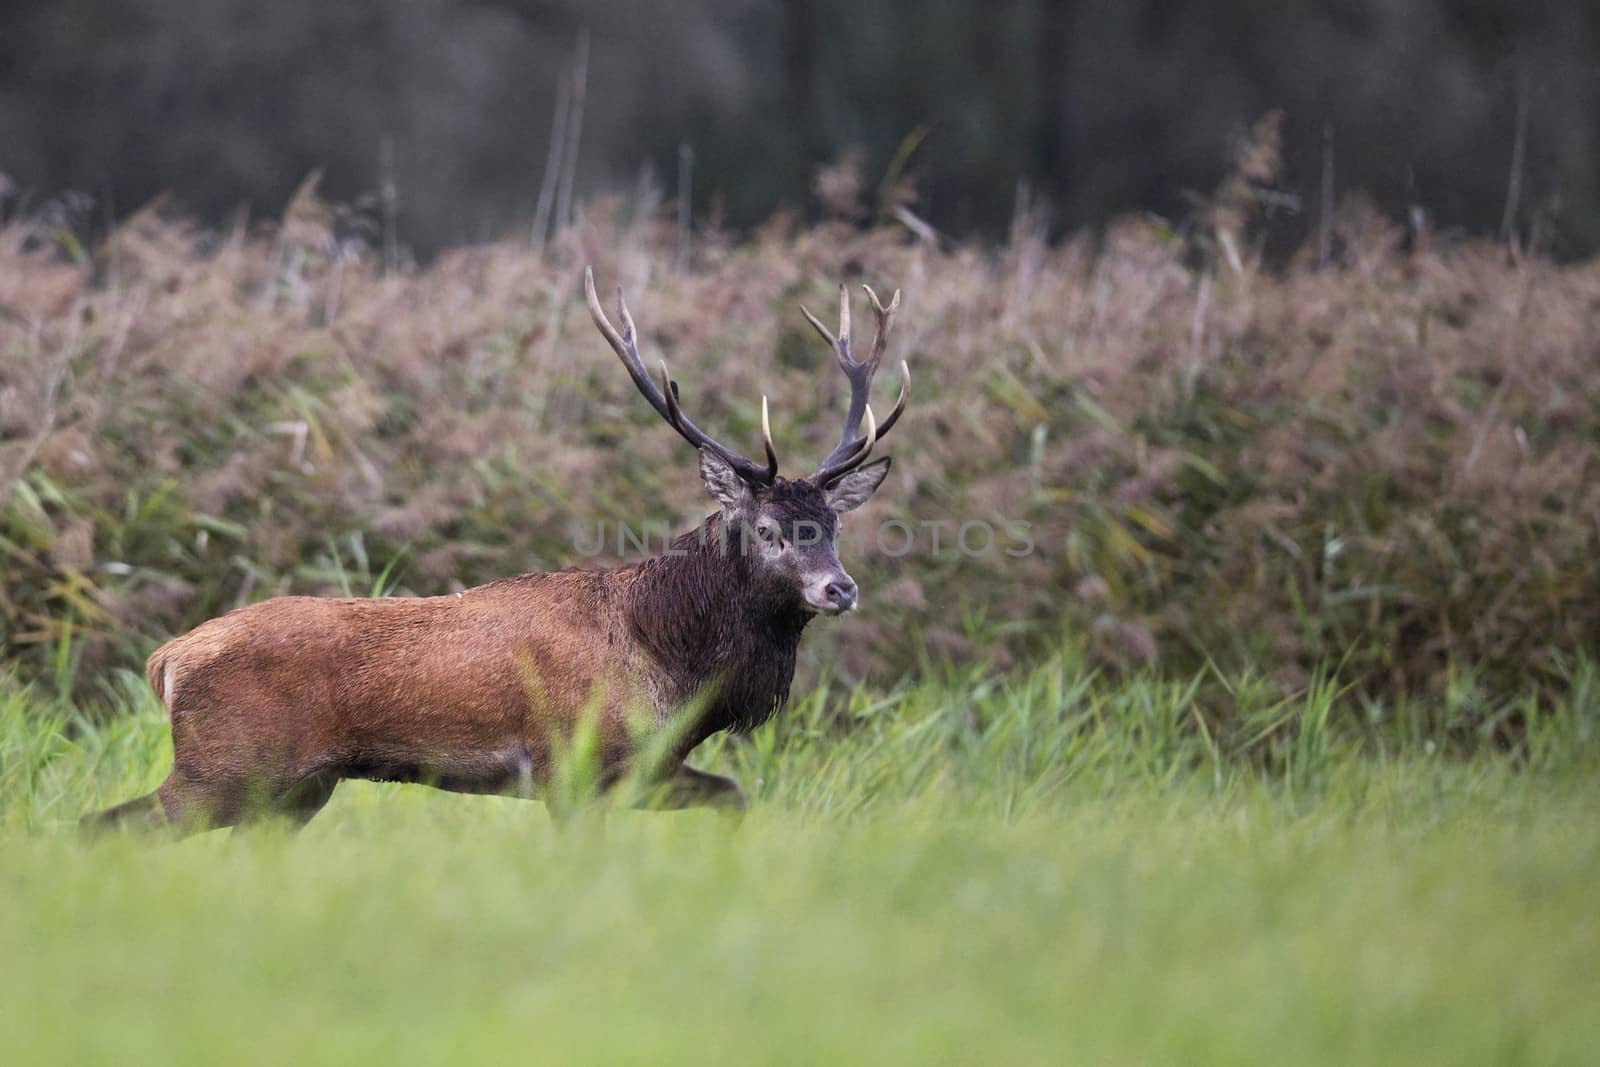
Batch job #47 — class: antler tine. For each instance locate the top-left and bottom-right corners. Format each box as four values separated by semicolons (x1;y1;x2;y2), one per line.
861;284;900;374
807;281;910;485
760;395;778;474
855;404;877;465
656;360;684;429
799;302;838;350
862;283;900;317
585;266;629;355
585;266;777;485
835;283;851;365
800;284;862;372
616;285;639;349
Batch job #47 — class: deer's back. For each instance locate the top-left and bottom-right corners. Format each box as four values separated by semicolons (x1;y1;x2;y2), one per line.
147;569;657;748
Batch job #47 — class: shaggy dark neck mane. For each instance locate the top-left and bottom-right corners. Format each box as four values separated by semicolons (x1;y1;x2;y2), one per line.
623;514;811;737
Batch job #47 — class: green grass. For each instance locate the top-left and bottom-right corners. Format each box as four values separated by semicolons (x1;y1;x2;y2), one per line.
2;650;1598;1064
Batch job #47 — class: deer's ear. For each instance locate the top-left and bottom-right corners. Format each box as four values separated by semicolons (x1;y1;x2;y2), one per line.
699;448;753;513
823;457;892;513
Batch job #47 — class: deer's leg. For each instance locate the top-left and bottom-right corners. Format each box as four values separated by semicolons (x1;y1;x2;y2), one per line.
645;764;747;814
77;769;243;839
260;769;341;829
81;764;259;839
81;791;167;835
157;767;261;836
163;742;318;835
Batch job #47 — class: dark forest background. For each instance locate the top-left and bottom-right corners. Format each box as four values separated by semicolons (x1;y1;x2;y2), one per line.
3;0;1599;256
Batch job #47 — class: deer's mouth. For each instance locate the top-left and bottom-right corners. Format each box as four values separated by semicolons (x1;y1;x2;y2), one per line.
803;576;858;615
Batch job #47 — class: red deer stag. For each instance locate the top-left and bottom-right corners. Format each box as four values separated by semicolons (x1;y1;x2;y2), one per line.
86;268;909;834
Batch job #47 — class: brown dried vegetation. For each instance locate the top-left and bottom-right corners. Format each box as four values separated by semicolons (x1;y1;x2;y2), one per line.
3;161;1599;714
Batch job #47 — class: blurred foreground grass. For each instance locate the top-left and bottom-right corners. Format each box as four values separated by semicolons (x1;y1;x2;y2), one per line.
3;648;1597;1064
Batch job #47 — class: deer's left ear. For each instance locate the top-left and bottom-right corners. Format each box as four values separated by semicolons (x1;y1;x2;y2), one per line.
823;457;892;513
699;448;754;513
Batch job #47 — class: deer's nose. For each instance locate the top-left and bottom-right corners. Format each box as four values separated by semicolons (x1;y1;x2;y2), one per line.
825;577;858;611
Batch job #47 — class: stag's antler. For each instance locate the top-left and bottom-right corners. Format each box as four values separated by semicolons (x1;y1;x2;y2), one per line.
586;267;777;485
801;283;910;486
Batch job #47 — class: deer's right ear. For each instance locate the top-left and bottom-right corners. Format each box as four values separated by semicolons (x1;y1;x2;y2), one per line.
823;456;892;513
699;448;753;513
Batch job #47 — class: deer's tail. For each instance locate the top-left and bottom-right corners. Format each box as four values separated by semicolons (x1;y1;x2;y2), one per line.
145;641;181;714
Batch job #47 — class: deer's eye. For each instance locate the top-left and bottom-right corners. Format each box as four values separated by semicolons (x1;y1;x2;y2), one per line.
757;522;780;545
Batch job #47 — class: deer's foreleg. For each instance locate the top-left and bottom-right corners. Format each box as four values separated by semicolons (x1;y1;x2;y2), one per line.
644;764;747;814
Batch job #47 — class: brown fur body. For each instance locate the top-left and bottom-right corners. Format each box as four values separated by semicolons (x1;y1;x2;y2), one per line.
91;511;816;833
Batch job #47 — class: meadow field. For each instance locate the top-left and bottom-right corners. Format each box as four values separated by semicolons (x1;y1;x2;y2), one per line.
3;649;1599;1065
